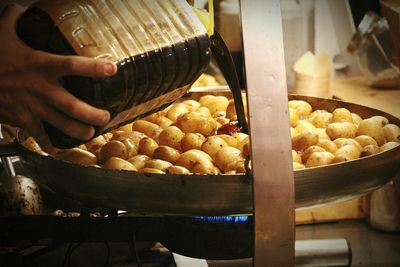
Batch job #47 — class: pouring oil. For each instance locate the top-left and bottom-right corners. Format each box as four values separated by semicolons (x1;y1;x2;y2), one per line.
17;0;211;148
17;0;247;148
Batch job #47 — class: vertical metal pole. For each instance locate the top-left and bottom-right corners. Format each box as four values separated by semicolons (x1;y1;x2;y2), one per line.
240;1;295;266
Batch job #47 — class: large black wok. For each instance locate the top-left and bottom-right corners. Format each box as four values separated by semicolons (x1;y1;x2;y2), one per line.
1;89;400;216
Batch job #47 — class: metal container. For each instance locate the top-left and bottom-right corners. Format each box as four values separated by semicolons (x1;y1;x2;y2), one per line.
1;89;400;215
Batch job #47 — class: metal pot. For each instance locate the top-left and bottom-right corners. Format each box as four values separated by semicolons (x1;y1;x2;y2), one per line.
1;90;399;216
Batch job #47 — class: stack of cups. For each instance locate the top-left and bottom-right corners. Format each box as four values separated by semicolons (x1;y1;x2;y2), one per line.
294;52;331;98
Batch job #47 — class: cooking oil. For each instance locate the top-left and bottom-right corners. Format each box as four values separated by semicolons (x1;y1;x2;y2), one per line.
17;0;211;148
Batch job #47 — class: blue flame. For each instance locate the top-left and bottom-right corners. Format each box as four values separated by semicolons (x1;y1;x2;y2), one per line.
193;215;250;224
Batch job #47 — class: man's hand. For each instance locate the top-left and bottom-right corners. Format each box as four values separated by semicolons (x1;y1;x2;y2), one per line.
0;4;117;152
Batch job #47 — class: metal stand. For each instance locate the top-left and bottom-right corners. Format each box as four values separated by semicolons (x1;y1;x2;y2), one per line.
240;1;295;266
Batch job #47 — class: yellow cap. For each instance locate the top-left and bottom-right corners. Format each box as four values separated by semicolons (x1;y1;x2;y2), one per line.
192;0;214;36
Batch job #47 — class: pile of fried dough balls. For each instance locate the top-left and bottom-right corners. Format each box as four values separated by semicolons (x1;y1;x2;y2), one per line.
289;100;400;169
53;95;249;175
46;96;400;174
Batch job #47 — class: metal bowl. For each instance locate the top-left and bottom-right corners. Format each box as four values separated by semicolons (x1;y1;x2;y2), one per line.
6;88;400;215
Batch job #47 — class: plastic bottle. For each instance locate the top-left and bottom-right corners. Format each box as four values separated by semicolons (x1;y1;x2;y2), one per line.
17;0;211;148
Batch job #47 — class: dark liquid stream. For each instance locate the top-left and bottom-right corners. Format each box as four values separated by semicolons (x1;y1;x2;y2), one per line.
210;31;248;134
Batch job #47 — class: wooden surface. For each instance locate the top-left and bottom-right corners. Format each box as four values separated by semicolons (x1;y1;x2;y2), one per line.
331;77;400;118
296;197;370;225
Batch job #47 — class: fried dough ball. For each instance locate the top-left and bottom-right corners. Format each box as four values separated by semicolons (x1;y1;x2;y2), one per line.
305;152;334;168
380;141;400;152
316;139;338;154
361;145;381;157
292;131;319;151
176;149;218;174
216;134;238;148
153;146;181;163
166;103;190;122
237;135;250;157
357;117;385;146
333;138;362;152
289;108;300;127
158;126;184;149
55;148;97;166
153;116;173;130
201;136;229;158
288;100;312;117
122;139;138;159
292;150;302;164
214;147;243;173
167;165;191;175
313;128;330;140
144;159;173;171
295;120;316;134
117;123;133;133
226;99;238;121
144;111;167;124
138;137;159;158
128;155;150;170
326;122;357;139
334;144;361;160
351;113;363;126
311;111;332;128
118;131;147;147
175;112;218;136
383;124;400;142
195;106;212;117
103;157;137;171
200;95;229;115
354;135;378;147
85;135;107;154
98;140;127;163
182;99;201;111
180;133;206;152
331;108;353;123
302;146;326;163
332;154;354;164
132;120;162;140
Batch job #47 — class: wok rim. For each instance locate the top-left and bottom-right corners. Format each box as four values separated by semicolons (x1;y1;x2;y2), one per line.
13;90;400;215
